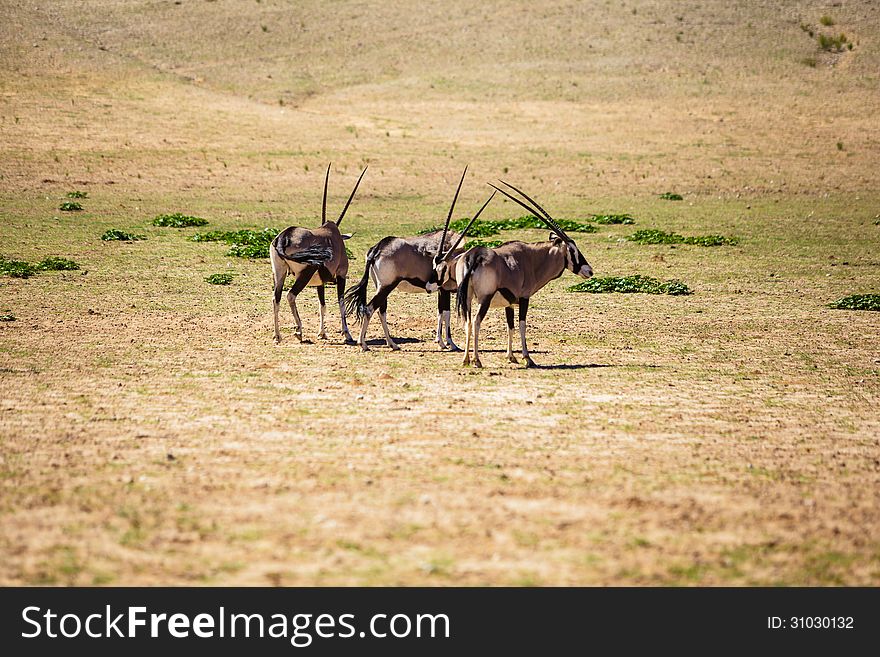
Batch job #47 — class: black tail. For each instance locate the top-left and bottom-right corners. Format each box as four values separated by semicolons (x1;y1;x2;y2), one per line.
456;249;483;320
273;243;333;267
343;245;378;323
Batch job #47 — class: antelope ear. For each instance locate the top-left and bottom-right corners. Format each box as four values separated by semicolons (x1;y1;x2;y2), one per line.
549;232;563;244
341;233;353;240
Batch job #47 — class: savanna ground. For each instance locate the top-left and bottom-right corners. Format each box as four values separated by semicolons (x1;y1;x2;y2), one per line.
1;0;879;585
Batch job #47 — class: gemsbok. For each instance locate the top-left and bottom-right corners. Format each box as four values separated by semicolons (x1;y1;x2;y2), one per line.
344;167;495;351
433;180;593;368
271;163;367;344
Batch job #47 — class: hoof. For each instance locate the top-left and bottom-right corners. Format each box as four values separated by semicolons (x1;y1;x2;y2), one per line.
462;358;471;367
524;357;536;368
361;345;371;352
344;337;358;346
273;336;282;345
317;332;328;340
390;344;401;351
473;360;483;369
508;355;519;364
446;342;463;352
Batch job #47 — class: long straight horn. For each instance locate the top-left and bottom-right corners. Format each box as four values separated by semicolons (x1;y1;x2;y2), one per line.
439;165;468;255
497;179;571;242
336;166;368;227
440;190;496;259
322;162;331;224
488;183;568;243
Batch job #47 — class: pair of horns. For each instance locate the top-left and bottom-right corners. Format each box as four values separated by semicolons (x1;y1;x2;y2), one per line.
488;180;572;243
436;166;497;261
322;163;368;227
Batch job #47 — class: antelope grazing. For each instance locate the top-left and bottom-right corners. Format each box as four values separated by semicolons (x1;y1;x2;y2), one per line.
438;181;593;368
344;167;494;351
271;163;367;344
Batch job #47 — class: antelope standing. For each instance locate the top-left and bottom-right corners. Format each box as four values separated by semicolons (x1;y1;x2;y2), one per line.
344;168;494;352
432;181;593;368
271;164;366;344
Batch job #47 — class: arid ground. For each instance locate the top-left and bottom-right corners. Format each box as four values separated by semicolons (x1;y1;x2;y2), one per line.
1;1;879;585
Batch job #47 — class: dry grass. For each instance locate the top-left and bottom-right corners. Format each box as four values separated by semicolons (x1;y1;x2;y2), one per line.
1;0;879;586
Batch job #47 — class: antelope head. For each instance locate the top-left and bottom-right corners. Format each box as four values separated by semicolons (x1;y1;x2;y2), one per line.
489;180;593;279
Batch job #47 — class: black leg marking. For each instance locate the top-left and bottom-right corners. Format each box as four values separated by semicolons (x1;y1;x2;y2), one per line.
290;267;316;297
499;288;517;305
478;297;492;321
438;290;451;312
519;297;530;322
505;306;515;329
316;285;326;306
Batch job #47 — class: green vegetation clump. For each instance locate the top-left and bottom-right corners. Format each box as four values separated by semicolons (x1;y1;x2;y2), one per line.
567;275;692;296
192;227;279;258
205;273;234;285
591;214;635;224
819;15;835;27
59;201;83;212
420;215;599;238
0;313;15;321
0;256;38;278
627;229;739;246
101;229;145;241
1;255;80;277
152;213;209;228
37;257;80;271
659;192;684;201
66;191;88;199
818;33;849;52
464;239;504;249
828;295;880;311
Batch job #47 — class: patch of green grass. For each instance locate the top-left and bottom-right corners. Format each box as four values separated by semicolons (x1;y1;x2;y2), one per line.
567;275;692;295
819;15;835;27
801;56;818;68
66;190;88;199
420;215;599;238
59;201;83;212
0;255;80;278
464;239;504;249
591;213;635;224
0;313;16;321
627;229;739;246
828;294;880;311
818;32;848;52
152;212;209;227
192;227;278;258
101;229;145;241
0;255;39;278
659;192;684;201
205;273;233;285
37;257;80;271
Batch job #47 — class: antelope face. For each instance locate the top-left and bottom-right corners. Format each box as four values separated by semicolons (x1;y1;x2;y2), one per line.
559;237;593;278
425;256;449;293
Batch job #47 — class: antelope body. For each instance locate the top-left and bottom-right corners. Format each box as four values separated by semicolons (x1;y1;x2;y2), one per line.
344;167;495;352
433;181;593;368
344;229;462;351
271;164;366;344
